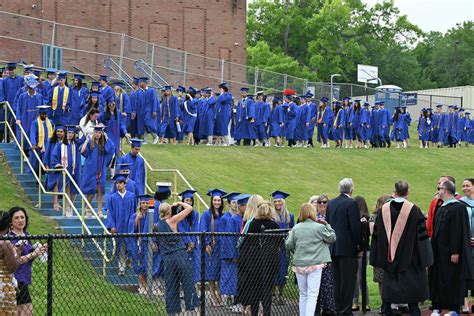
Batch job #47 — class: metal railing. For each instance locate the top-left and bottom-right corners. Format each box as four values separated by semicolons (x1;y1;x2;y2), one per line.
0;101;115;275
103;58;133;90
133;59;169;88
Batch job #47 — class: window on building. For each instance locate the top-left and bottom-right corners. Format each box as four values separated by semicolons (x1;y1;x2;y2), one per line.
42;45;63;69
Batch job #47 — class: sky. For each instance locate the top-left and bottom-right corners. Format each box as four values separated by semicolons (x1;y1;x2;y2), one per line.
247;0;474;33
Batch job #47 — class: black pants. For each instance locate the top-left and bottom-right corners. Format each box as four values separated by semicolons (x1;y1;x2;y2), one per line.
382;302;420;316
332;256;358;315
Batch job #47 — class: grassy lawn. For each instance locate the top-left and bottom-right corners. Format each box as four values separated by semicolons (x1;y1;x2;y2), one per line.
140;138;474;308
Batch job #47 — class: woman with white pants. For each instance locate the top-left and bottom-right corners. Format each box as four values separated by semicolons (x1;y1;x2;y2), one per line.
285;203;336;316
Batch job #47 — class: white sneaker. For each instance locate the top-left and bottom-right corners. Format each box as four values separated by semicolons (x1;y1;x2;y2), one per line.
152;136;159;145
206;143;213;146
138;285;147;295
430;309;440;316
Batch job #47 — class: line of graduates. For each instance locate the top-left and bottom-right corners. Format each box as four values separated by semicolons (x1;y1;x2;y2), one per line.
104;182;296;312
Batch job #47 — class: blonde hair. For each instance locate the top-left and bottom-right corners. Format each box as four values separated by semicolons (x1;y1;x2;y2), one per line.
243;195;264;222
273;198;291;224
308;195;319;204
159;202;171;219
254;201;274;220
298;203;317;222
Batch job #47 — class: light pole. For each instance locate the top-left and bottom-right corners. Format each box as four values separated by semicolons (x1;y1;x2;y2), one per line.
330;74;341;101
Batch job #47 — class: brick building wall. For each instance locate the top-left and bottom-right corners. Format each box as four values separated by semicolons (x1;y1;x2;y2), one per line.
0;0;247;88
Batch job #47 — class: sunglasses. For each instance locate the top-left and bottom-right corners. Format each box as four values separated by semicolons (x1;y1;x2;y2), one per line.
318;201;328;205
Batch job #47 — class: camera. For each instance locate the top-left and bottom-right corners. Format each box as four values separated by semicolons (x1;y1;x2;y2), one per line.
171;205;183;216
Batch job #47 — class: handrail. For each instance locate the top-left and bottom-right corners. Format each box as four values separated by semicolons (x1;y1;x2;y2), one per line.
134;59;168;88
1;101;116;267
103;58;133;90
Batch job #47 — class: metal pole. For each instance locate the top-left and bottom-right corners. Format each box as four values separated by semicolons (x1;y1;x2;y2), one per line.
183;52;188;87
220;59;225;82
200;232;206;315
62;172;66;215
304;80;308;94
49;22;56;69
20;133;24;174
119;33;125;77
150;44;155;84
147;207;154;298
284;74;287;90
351;85;353;98
254;67;258;93
430;95;433;110
38;167;42;208
46;235;53;316
3;104;7;143
173;172;177;199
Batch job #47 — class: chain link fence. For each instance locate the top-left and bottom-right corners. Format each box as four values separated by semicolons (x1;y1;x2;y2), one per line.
1;232;307;315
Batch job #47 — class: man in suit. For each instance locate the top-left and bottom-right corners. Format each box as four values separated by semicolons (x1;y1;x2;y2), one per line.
327;178;361;315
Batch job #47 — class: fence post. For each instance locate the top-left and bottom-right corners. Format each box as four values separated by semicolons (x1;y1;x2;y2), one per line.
183;52;188;87
119;33;125;77
150;44;155;84
147;207;155;298
200;232;206;315
430;95;433;109
361;250;368;313
49;22;56;69
254;67;258;93
460;96;463;108
304;80;308;93
38;167;42;208
20;133;24;174
46;235;53;316
3;104;7;143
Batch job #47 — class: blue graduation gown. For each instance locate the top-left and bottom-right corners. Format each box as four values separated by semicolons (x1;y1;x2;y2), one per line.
215;92;233;137
99;111;127;157
390;116;406;141
160;95;180;138
444;112;459;144
182;99;198;133
431;113;447;143
417;116;431;141
0;78;5;102
29;118;53;172
110;178;139;196
307;102;317;140
295;104;311;141
199;209;223;281
48;86;72;125
270;105;285;138
177;210;201;282
136;88;159;135
276;212;294;285
80;138;115;194
317;106;334;143
51;139;84;194
42;80;55;104
344;107;354;140
70;86;88;125
106;191;136;255
285;102;298;140
43;139;61;191
3;76;23;110
378;108;391;141
199;96;216;138
254;101;271;140
330;108;346;141
458;116;469;141
128;211;161;277
234;97;256;141
360;108;372;142
220;212;242;296
16;91;43;136
468;118;474;144
402;112;411;140
117;153;146;195
100;85;115;106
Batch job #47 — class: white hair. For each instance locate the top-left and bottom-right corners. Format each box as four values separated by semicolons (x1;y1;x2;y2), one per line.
339;178;354;194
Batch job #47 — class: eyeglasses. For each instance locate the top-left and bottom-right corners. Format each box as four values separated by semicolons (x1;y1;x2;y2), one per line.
318;201;328;205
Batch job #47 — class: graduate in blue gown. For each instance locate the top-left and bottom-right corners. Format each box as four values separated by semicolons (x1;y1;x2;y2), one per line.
254;91;271;147
466;112;474;144
214;83;233;146
220;192;241;303
177;190;201;282
48;72;72;125
444;105;458;147
30;105;54;174
15;77;43;140
234;88;256;146
200;188;227;305
400;105;411;145
285;94;298;147
2;63;24;138
351;100;363;148
431;104;447;147
329;101;346;148
342;97;354;148
98;74;114;107
128;194;159;294
199;88;216;145
113;81;131;136
295;95;312;147
0;67;6;102
271;190;294;303
117;139;146;195
41;68;57;104
128;78;139;137
80;125;115;216
159;85;180;144
43;124;64;211
134;77;160;144
175;86;186;142
417;109;432;148
377;101;392;148
457;108;470;146
361;102;372;148
99;98;129;176
182;87;198;145
69;74;88;125
109;163;139;197
153;182;172;228
106;174;136;275
270;97;285;147
305;93;317;147
371;103;381;147
317;97;333;148
51;125;84;215
390;107;407;148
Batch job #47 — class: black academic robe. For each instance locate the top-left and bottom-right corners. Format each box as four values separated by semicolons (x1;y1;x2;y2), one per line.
370;201;432;303
429;200;472;306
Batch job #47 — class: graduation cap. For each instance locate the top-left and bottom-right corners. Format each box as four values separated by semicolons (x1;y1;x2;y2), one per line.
363;101;370;107
271;190;290;199
394;106;400;110
247;94;254;98
435;104;443;108
215;93;221;97
94;124;106;132
343;97;351;101
138;77;149;83
465;112;470;115
90;81;100;88
99;74;108;82
256;91;264;96
113;174;128;182
46;68;56;75
207;189;227;197
36;105;51;113
401;105;407;109
117;163;131;173
7;62;17;70
74;74;85;80
273;97;282;102
132;77;139;85
305;93;314;98
204;88;212;93
23;64;34;72
26;77;39;89
130;138;144;148
188;86;197;94
236;194;251;205
54;124;65;131
137;194;153;203
57;73;67;80
89;91;101;98
178;189;197;199
453;105;459;110
354;99;361;103
293;96;301;102
379;101;385;106
459;108;464;112
113;81;124;88
33;69;42;77
320;97;329;103
156;182;172;193
240;87;249;92
335;101;342;106
176;85;186;92
448;105;454;108
224;192;241;202
64;125;77;133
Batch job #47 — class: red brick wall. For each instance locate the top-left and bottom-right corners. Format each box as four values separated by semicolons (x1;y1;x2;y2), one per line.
0;0;247;89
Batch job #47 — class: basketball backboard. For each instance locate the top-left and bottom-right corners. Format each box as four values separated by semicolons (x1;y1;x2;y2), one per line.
357;64;379;84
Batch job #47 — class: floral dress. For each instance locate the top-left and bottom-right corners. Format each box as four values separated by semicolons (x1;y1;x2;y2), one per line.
316;214;336;314
0;246;17;314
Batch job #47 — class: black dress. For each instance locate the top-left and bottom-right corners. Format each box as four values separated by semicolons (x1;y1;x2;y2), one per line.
237;218;282;315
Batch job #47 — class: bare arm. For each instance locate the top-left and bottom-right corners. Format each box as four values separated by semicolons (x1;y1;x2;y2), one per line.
0;241;21;273
168;202;193;226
